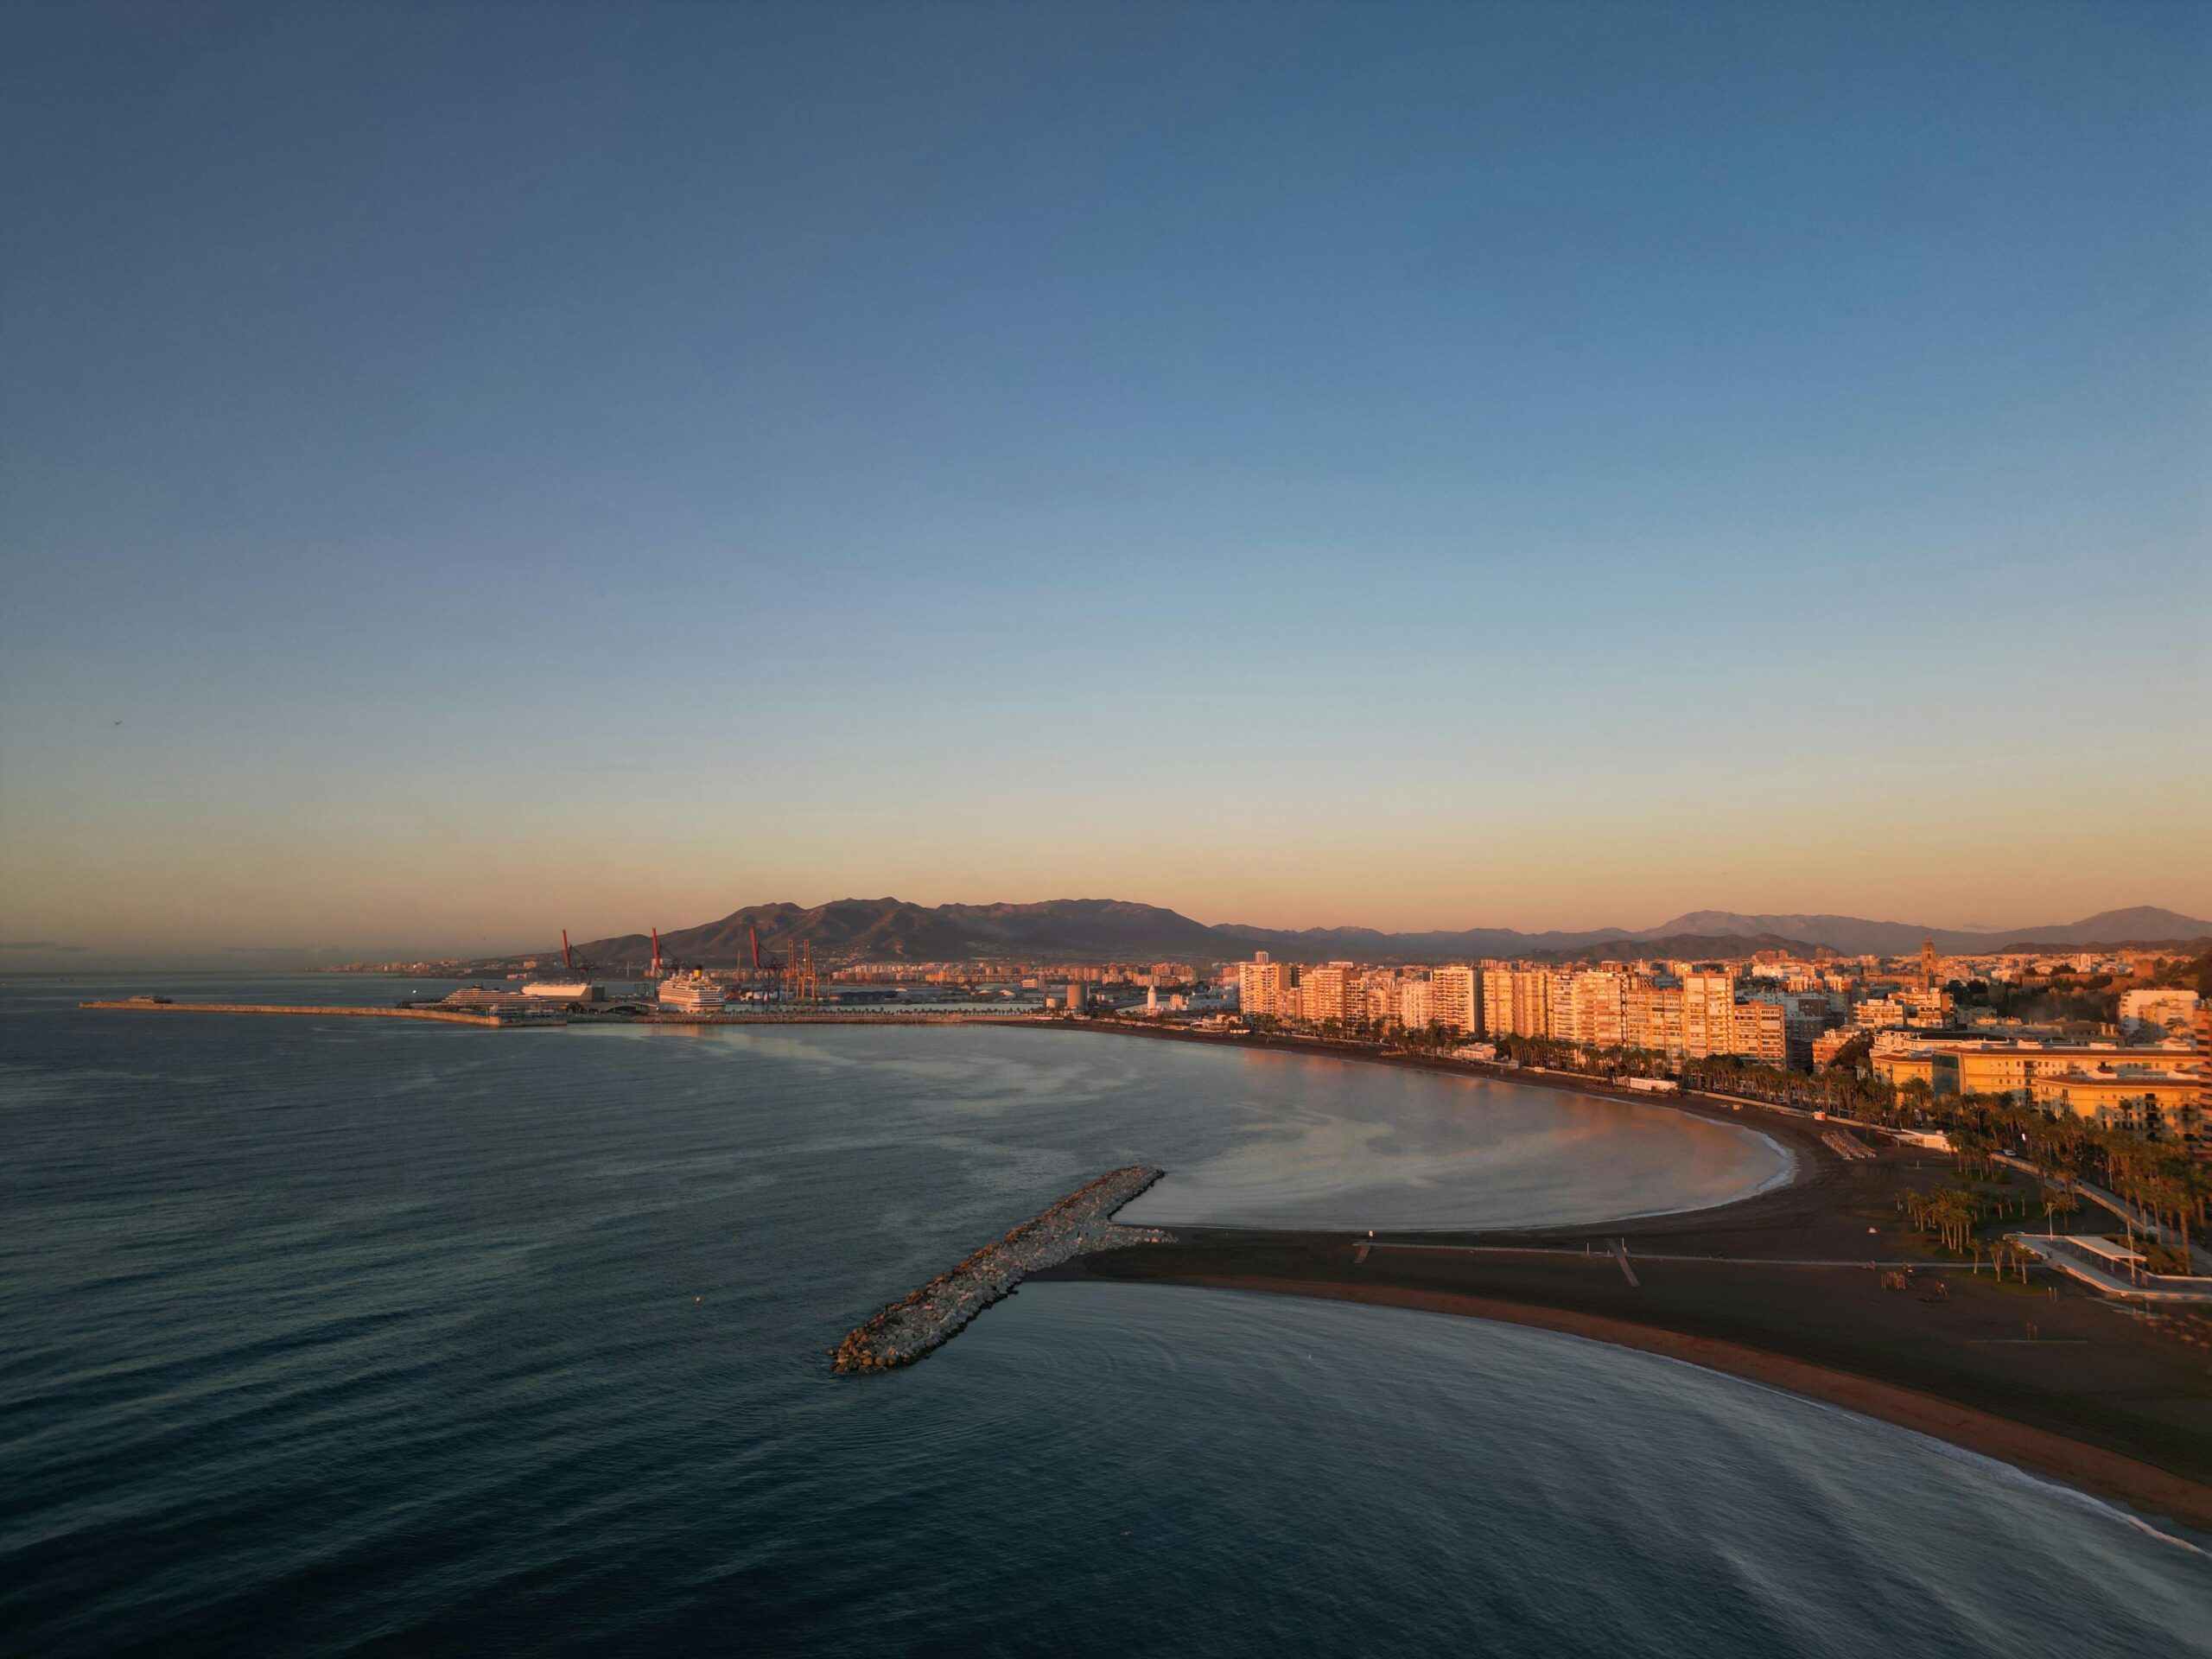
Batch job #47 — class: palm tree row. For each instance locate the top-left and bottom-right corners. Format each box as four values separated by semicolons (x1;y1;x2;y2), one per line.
1472;1031;2207;1261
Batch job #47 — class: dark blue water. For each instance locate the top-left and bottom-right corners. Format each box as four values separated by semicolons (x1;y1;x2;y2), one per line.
3;977;2207;1655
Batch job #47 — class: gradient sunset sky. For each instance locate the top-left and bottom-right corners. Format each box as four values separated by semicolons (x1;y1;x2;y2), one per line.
3;3;2207;960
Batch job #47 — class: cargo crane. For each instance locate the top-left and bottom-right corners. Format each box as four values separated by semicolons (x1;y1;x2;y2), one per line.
560;929;596;976
523;930;602;1005
747;922;791;1000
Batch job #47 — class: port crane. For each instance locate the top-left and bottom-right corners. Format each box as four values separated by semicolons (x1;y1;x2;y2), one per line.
560;929;597;976
791;940;822;1006
746;921;821;1003
747;922;785;994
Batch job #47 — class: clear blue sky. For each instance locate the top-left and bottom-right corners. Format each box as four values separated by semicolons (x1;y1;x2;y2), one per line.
3;2;2207;958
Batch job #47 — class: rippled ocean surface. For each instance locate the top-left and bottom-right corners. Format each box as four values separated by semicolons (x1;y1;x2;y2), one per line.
3;976;2207;1655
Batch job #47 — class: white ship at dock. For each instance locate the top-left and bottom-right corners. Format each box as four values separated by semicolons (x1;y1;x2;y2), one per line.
656;968;727;1013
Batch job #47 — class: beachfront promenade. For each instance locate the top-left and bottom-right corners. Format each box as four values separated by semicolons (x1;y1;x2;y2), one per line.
2015;1234;2212;1303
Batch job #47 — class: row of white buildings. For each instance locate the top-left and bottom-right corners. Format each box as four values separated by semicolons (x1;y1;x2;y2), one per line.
1234;953;1832;1068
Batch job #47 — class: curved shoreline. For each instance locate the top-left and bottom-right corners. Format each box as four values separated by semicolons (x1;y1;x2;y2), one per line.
1025;1014;1846;1236
105;1005;2206;1529
1016;1021;2212;1535
1114;1274;2212;1537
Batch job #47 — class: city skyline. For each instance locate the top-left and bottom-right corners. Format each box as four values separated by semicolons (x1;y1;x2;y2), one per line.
3;3;2207;957
10;889;2209;971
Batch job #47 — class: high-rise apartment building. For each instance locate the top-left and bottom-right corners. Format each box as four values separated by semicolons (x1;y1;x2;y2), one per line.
1300;962;1357;1026
1479;967;1515;1037
1757;990;1834;1070
1430;965;1478;1034
1398;978;1435;1031
1728;998;1788;1067
1681;972;1736;1059
1236;954;1295;1020
1557;969;1630;1048
1479;966;1560;1039
1363;972;1402;1027
1625;979;1686;1058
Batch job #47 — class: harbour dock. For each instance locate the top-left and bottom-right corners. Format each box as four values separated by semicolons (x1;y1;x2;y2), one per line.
79;1000;518;1028
832;1166;1172;1373
78;999;1051;1029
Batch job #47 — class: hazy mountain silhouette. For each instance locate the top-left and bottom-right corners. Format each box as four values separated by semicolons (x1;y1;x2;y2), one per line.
538;900;2211;968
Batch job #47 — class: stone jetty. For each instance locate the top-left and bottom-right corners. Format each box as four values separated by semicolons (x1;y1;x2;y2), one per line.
832;1166;1173;1374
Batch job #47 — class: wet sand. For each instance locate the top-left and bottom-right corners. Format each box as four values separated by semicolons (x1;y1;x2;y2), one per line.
1028;1027;2212;1533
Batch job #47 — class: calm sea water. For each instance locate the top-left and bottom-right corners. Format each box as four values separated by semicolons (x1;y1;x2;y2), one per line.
3;976;2207;1655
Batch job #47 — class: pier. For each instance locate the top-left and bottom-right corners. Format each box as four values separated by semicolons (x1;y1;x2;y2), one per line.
832;1166;1172;1373
79;1000;518;1027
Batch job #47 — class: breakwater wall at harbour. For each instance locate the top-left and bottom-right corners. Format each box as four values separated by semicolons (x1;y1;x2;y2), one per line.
80;1001;511;1028
833;1166;1173;1374
78;1008;1052;1035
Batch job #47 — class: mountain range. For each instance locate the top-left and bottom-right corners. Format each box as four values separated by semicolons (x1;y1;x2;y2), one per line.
535;900;2212;970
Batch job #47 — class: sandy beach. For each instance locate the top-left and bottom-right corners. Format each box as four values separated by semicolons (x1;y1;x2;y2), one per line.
1028;1023;2212;1534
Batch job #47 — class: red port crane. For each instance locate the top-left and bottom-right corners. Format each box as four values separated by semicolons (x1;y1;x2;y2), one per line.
747;921;791;997
558;929;594;976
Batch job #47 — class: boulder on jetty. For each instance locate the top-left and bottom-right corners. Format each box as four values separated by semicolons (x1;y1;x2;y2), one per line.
832;1166;1172;1375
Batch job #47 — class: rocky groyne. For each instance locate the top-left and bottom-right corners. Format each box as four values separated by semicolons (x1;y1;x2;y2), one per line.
832;1166;1173;1374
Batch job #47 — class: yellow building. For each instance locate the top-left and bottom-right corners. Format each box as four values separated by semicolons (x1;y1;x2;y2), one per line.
1872;1049;1936;1090
2030;1066;2200;1139
1866;1039;2200;1105
1479;966;1558;1039
1938;1044;2192;1100
1479;967;1516;1036
1299;963;1358;1026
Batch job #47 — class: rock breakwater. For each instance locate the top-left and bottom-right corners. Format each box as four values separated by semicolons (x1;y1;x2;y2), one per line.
832;1166;1173;1374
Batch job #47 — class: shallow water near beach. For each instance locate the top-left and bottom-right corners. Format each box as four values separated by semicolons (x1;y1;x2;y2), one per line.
3;976;2208;1655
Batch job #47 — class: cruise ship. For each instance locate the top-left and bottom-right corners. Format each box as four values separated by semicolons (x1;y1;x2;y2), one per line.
657;969;727;1014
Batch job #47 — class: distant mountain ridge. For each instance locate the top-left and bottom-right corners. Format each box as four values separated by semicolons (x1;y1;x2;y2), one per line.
1632;906;2212;955
537;900;2211;969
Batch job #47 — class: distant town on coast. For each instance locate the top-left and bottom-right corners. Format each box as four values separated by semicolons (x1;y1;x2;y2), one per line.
315;893;2212;1154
